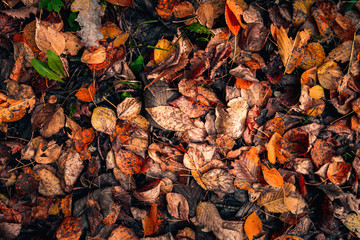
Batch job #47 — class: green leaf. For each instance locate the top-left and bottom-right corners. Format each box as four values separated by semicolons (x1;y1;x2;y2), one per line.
31;59;64;83
39;0;51;8
185;23;212;35
47;50;65;78
121;92;132;100
68;12;80;32
130;55;144;74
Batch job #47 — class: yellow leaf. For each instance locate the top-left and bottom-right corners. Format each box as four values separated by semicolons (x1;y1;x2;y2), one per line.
309;85;324;99
244;212;262;240
275;27;311;74
293;0;315;27
154;39;175;64
300;42;325;70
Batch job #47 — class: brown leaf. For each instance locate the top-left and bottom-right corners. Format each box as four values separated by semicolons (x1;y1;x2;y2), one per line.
239;23;269;52
146;106;195;132
57;147;83;187
166;193;189;220
35;140;62;164
300;42;325;70
103;202;121;226
310;139;334;168
36;167;64;197
201;168;235;193
230;147;260;190
105;0;132;7
173;1;195;19
169;95;210;118
1;6;37;19
215;97;248;139
81;46;106;64
196;4;215;28
0;94;35;124
317;61;342;90
327;161;352;185
86;199;103;234
117;97;141;120
133;180;161;203
35;19;65;55
55;217;82;240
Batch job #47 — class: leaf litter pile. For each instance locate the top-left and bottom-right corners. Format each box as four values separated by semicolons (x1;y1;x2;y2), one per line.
1;0;360;239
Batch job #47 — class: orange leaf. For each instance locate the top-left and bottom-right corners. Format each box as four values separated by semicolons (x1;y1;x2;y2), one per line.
225;0;247;36
229;147;260;190
235;77;254;89
115;148;144;175
108;225;138;240
261;164;284;187
173;1;195;19
156;0;180;20
143;203;160;236
75;84;96;102
55;217;82;240
105;0;132;7
244;212;262;240
327;161;352;185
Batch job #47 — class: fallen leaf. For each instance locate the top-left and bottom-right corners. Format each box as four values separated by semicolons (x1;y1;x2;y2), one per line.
327;161;351;185
230;147;260;190
154;39;175;64
36;167;64;196
317;61;342;90
91;106;116;134
261;164;284;188
63;32;83;56
201;168;235;193
105;0;132;7
173;1;195;19
166;193;189;220
244;212;262;240
156;0;179;20
133;180;161;203
215;97;248;139
1;6;37;19
309;85;324;99
275;26;311;74
0;95;35;124
143;203;161;236
196;4;215;29
57;147;83;187
108;224;139;240
71;0;104;48
342;213;360;238
81;46;107;64
35;140;62;164
117;97;141;120
293;0;315;26
35;19;65;55
225;0;247;36
169;95;210;118
146;106;195;132
300;42;325;70
75;83;96;102
55;217;82;240
114;148;144;175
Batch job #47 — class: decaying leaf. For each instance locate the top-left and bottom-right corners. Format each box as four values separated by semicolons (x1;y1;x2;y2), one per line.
166;193;189;220
81;46;107;64
117;97;141;120
215;97;248;139
55;217;82;240
36;167;64;196
196;4;215;29
230;147;260;190
115;148;144;175
244;212;262;240
133;180;161;203
342;213;360;238
146;106;195;132
327;161;351;186
35;19;65;55
275;26;311;74
225;0;247;36
71;0;104;48
35;140;62;164
317;61;342;90
108;224;139;240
